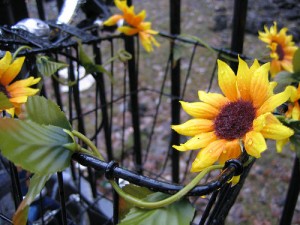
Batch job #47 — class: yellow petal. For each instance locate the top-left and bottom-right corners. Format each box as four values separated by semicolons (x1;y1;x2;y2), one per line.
292;102;300;120
118;26;139;35
191;139;226;172
236;57;251;101
250;62;270;108
9;96;28;104
103;14;124;26
0;51;12;79
253;113;268;132
171;118;214;136
8;77;40;89
244;131;267;158
276;138;289;153
179;101;219;119
114;0;127;11
5;107;15;117
218;139;242;164
172;132;217;151
217;60;238;101
198;91;229;109
1;56;25;86
250;59;260;72
257;86;292;116
261;122;294;140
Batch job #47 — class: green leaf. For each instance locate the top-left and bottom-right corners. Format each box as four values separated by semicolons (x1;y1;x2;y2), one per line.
36;55;68;77
274;71;295;92
78;41;113;80
25;96;72;130
293;48;300;73
118;192;195;225
13;174;51;225
0;92;13;110
119;184;154;219
0;118;73;174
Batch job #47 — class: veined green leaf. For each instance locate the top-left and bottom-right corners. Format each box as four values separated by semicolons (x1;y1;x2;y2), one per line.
0;92;13;110
120;184;154;220
25;96;71;130
13;174;51;225
293;48;300;73
0;118;73;174
118;192;195;225
78;41;112;80
36;55;68;77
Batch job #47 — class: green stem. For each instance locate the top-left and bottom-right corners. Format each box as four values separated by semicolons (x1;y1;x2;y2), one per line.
110;164;223;209
72;130;105;161
12;46;32;60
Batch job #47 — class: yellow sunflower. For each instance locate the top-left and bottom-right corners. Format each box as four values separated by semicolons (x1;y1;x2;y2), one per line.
103;0;160;52
285;83;300;120
258;22;298;77
0;51;41;117
171;57;294;172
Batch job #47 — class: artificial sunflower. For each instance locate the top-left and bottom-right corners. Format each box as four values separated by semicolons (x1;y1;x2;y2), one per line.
285;83;300;120
172;57;294;172
0;51;41;117
258;22;298;77
103;0;160;52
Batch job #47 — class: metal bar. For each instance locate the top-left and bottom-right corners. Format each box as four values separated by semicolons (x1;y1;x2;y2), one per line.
92;36;114;161
0;0;15;25
170;0;181;183
72;153;247;196
279;156;300;225
57;172;67;225
230;0;248;72
36;0;46;21
206;158;255;225
9;162;23;209
124;35;142;174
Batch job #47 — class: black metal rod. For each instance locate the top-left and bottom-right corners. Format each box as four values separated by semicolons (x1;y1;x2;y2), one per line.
72;153;247;197
36;0;46;21
170;0;181;184
279;156;300;225
230;0;248;72
124;36;142;174
57;172;67;225
92;37;114;161
9;162;23;209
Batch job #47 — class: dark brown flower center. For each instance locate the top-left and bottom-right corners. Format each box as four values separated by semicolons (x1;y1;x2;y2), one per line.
214;100;256;140
0;84;10;98
276;44;285;60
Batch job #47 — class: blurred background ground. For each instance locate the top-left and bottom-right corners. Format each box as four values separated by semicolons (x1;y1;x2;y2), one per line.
24;0;300;224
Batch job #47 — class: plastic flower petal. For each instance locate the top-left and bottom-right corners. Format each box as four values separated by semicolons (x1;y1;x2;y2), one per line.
286;84;300;120
172;57;294;172
258;22;298;77
0;51;41;117
103;0;159;52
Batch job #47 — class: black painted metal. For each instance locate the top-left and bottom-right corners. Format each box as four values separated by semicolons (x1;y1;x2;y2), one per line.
91;33;114;161
36;0;46;21
280;156;300;225
57;172;68;225
72;153;246;197
170;0;181;184
230;0;248;72
124;35;143;174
